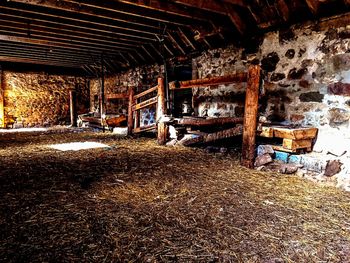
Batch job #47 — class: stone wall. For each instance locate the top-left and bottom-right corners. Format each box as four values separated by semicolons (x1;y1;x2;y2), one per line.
193;17;350;152
3;72;89;127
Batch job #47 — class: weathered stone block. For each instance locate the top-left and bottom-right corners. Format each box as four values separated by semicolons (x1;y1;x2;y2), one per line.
328;108;350;126
270;73;285;82
288;68;308;79
328;82;350;96
299;92;324;102
285;49;295;59
255;154;273;167
261;52;280;72
257;145;274;156
324;160;342;177
275;151;290;163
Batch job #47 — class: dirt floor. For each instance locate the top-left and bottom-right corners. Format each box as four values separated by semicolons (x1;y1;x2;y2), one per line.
1;128;350;262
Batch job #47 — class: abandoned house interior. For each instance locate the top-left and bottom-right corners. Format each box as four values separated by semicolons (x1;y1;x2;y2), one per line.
2;0;350;261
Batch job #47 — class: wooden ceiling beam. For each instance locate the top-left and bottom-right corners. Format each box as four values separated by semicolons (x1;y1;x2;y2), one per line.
0;47;94;63
0;9;156;44
115;0;225;21
0;21;140;49
0;5;158;41
275;0;290;22
0;56;82;68
225;4;246;35
0;32;135;54
305;0;320;15
0;14;146;46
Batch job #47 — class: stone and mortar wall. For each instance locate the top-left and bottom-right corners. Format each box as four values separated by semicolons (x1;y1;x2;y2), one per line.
193;17;350;189
4;72;89;127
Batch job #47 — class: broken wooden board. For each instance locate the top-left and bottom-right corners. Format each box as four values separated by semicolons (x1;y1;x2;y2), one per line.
175;117;243;127
181;125;243;146
273;127;318;140
133;124;157;134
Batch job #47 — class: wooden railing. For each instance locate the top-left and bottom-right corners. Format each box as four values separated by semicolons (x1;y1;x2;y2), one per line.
128;78;167;144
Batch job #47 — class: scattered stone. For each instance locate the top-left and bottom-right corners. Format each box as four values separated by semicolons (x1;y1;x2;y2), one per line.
166;139;178;146
279;163;302;174
257;145;274;156
285;49;295;59
328;108;350;126
220;147;228;154
254;154;273;167
205;146;220;153
324;160;342;177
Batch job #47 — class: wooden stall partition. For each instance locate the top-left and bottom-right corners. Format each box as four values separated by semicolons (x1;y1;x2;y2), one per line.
127;86;134;135
157;77;167;145
69;90;77;127
241;65;261;168
0;67;4;128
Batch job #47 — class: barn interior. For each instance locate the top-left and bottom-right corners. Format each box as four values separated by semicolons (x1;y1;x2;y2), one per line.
2;0;350;261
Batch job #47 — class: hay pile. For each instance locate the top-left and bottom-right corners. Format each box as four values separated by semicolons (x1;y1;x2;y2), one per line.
1;129;350;262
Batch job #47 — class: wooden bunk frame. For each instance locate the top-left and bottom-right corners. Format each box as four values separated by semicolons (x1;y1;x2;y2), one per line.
169;65;261;168
127;66;261;168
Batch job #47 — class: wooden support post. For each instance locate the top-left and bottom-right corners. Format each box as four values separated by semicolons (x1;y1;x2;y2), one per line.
241;65;261;168
0;66;4;128
157;77;167;145
69;90;77;127
127;86;134;135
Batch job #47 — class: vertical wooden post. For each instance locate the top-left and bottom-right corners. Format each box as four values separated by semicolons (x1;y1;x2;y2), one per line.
241;65;261;168
157;77;167;145
0;66;4;128
127;86;134;135
69;90;77;127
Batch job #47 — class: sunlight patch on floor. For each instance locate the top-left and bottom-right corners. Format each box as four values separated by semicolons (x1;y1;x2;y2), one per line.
0;128;48;133
48;141;110;151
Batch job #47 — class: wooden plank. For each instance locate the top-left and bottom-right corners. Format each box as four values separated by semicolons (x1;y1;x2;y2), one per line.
157;77;167;145
69;90;77;127
0;67;4;128
133;124;156;134
241;65;261;168
282;139;312;151
127;87;134;135
134;86;157;100
169;72;248;90
106;93;128;100
182;125;243;146
132;96;157;111
273;127;318;140
176;117;243;127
